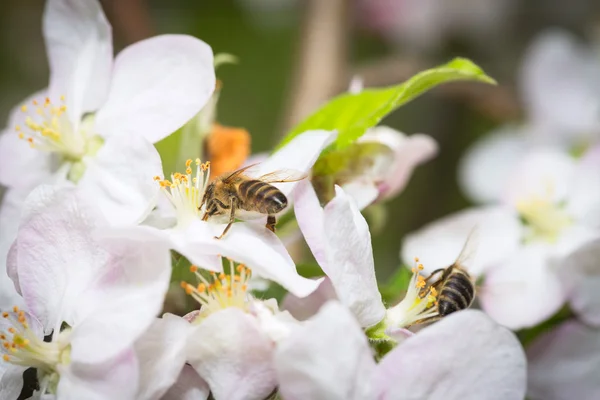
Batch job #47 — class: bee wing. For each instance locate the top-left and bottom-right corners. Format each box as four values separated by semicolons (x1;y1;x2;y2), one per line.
221;163;261;183
454;226;480;269
257;169;307;184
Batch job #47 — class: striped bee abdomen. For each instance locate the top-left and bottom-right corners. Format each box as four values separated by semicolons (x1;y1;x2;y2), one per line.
239;180;288;214
438;270;475;316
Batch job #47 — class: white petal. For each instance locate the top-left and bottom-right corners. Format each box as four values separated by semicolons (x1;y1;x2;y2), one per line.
184;221;320;297
187;308;276;400
502;149;576;206
282;277;337;321
458;127;530;204
135;314;191;400
275;301;376;400
401;206;521;276
43;0;112;122
294;180;328;267
562;238;600;326
520;29;600;139
567;146;600;228
527;320;600;400
77;133;162;227
255;130;337;197
0;365;27;400
340;181;379;210
480;244;566;329
161;365;210;400
95;35;215;143
57;349;139;400
0;90;54;189
374;310;526;400
321;186;385;327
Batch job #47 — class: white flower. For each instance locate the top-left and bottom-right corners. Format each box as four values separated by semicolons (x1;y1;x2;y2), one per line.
104;129;336;298
0;0;215;306
459;30;600;204
1;185;172;399
291;181;440;331
403;147;600;329
275;301;526;400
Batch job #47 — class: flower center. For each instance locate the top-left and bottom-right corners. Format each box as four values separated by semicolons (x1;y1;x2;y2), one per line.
516;195;572;243
181;259;251;321
1;307;70;383
385;259;439;329
155;159;211;227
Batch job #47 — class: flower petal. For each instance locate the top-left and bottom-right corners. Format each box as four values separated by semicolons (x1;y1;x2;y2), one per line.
567;146;600;228
321;186;385;327
94;35;215;143
294;180;328;267
0;365;27;400
520;29;600;140
527;320;600;400
275;301;376;400
161;365;210;400
43;0;112;123
458;127;530;204
135;314;191;400
340;181;379;210
480;244;566;329
401;206;521;276
57;349;139;400
282;277;337;321
187;308;276;400
374;310;526;400
254;130;337;198
184;221;320;297
77;133;162;227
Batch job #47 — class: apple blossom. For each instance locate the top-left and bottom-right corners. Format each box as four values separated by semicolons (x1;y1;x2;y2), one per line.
275;301;527;400
402;147;600;329
1;185;172;399
103;129;336;298
459;29;600;204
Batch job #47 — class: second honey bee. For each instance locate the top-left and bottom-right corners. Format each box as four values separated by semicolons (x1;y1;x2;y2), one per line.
418;230;478;323
200;164;305;239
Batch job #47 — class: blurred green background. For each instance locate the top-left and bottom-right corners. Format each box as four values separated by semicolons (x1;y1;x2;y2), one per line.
2;0;600;281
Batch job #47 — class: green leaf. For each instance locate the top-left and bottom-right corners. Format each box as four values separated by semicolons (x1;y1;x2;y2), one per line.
379;266;413;304
277;57;496;150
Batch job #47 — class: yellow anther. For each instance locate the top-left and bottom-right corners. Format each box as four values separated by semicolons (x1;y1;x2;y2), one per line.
185;159;193;168
59;105;66;112
186;167;192;174
236;265;244;273
2;354;9;362
218;273;226;280
60;95;65;102
18;133;24;139
15;125;21;131
2;312;8;318
153;176;161;181
32;99;39;106
8;328;15;334
418;264;424;270
20;105;27;112
197;283;206;292
195;158;201;166
414;257;419;262
190;265;198;273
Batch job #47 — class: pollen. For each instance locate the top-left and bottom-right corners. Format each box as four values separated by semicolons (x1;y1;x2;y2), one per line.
190;265;198;273
2;354;9;362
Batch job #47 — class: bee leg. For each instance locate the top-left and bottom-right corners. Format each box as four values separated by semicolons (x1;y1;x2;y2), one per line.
423;268;445;283
409;315;443;327
214;197;238;240
266;215;276;233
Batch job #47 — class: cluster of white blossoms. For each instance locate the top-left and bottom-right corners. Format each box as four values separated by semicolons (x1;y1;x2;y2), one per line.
0;1;535;399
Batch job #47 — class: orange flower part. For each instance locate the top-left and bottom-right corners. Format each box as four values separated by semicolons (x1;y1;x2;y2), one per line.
207;123;251;179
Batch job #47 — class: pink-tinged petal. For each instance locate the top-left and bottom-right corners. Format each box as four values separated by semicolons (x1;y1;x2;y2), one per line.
282;278;337;321
562;238;600;326
322;186;384;327
77;133;162;227
527;320;600;400
275;301;376;400
480;244;566;329
68;239;171;364
458;127;530;204
135;314;191;400
57;349;139;400
161;365;210;400
502;149;576;207
401;206;521;276
340;181;379;210
184;221;320;297
375;310;526;400
254;130;337;198
15;186;106;333
43;0;112;123
95;35;215;143
294;180;327;267
520;30;600;139
360;127;438;200
0;90;54;189
187;308;276;400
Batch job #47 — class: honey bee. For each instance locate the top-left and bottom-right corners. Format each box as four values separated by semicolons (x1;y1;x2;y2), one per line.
200;164;305;239
418;229;478;323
